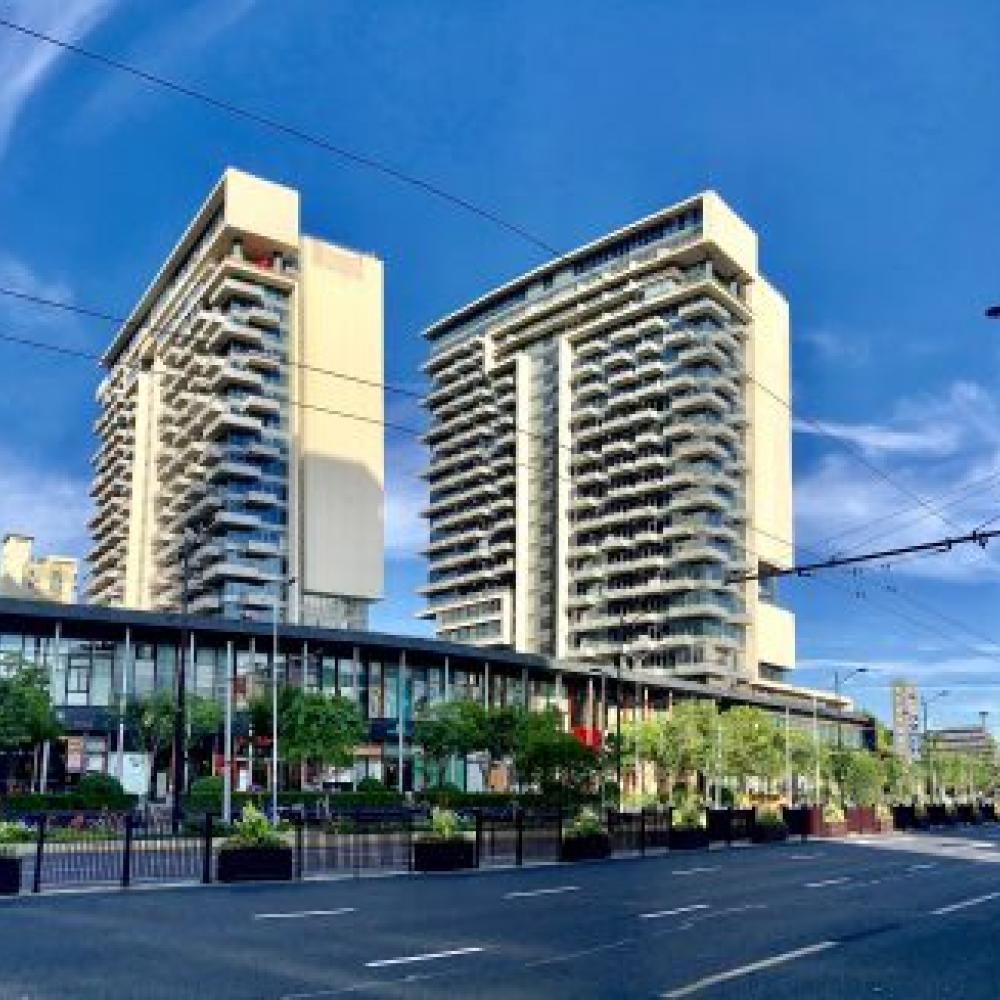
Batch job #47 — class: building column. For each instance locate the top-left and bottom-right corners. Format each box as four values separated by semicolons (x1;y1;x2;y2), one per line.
398;651;406;794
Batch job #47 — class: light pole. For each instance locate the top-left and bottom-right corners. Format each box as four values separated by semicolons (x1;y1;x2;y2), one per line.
834;667;869;753
271;575;296;826
922;689;949;802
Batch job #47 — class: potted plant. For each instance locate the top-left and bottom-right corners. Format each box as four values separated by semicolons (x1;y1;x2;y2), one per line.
413;808;474;872
751;806;788;844
821;803;847;837
874;803;894;834
217;804;293;883
560;807;611;862
669;801;709;850
0;821;33;895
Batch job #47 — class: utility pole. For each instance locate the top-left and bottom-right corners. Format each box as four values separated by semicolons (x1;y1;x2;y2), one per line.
921;690;948;802
271;575;296;826
171;534;192;833
834;667;868;806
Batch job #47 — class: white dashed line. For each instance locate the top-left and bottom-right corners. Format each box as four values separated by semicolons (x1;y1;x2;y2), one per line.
639;904;710;921
254;907;356;921
504;885;580;899
661;941;839;997
931;892;1000;916
365;946;485;968
805;877;850;889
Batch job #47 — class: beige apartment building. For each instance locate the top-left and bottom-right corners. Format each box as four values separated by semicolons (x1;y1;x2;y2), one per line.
88;169;384;626
1;533;78;602
420;192;796;690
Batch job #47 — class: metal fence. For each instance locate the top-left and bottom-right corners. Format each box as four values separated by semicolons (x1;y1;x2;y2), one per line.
7;800;995;895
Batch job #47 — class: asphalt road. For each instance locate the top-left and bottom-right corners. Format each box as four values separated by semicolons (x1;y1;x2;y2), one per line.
1;828;999;999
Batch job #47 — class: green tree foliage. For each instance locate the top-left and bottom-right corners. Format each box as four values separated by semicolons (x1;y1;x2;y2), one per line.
512;707;599;797
832;749;885;806
281;692;365;771
0;665;60;751
125;690;175;797
626;700;719;794
720;706;781;791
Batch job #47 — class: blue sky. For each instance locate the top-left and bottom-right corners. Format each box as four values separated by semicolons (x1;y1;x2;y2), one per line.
1;0;999;730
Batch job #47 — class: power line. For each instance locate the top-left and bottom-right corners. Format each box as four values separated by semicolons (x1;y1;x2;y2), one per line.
732;527;999;583
0;16;560;258
0;18;968;535
0;280;966;550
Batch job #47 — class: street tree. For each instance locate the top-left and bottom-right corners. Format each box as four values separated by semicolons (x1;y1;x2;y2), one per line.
720;706;781;794
0;664;61;789
281;692;365;786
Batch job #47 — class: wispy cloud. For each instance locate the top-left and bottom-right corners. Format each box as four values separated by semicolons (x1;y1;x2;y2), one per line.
0;446;91;557
70;0;258;138
794;381;1000;582
800;328;869;367
0;0;115;159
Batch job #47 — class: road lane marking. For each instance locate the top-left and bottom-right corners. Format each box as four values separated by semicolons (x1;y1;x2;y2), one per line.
254;907;356;921
504;885;579;899
671;866;719;876
931;892;1000;916
661;941;839;997
365;946;484;968
788;853;823;861
525;938;634;968
909;863;937;871
805;877;850;889
640;904;710;921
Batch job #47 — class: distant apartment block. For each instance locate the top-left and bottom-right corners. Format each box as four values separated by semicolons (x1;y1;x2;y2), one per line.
891;679;920;763
926;720;996;759
419;192;795;688
0;533;78;603
88;169;384;626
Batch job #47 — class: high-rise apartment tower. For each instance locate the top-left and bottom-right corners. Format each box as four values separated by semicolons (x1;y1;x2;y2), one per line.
420;192;794;685
89;169;384;626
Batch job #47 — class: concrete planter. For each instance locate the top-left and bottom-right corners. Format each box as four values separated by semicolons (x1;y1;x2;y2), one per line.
669;827;710;851
413;838;474;872
0;857;21;895
559;833;611;863
217;846;293;883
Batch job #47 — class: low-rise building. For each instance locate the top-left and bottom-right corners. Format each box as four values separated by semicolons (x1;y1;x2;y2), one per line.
0;597;866;794
0;534;78;603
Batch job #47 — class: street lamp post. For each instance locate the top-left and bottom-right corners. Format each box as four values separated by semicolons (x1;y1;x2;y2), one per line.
271;575;296;826
922;689;949;802
834;667;869;752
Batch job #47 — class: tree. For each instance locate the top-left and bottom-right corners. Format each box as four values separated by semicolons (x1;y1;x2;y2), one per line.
282;692;365;781
720;707;781;793
0;665;61;790
412;700;487;790
833;749;885;806
626;700;717;799
513;708;599;799
185;694;223;779
126;690;175;798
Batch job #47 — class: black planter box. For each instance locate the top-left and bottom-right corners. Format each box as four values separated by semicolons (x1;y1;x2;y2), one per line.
0;857;21;895
413;838;474;872
750;823;788;844
217;846;293;883
669;827;710;851
559;833;611;863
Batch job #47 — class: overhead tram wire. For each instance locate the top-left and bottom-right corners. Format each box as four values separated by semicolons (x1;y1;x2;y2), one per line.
0;19;970;535
10;321;1000;665
0;17;560;259
0;281;970;552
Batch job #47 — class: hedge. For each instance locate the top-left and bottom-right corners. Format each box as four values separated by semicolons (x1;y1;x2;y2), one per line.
0;791;136;815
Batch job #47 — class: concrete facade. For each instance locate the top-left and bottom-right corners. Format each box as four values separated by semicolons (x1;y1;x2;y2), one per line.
419;192;795;689
88;169;383;626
